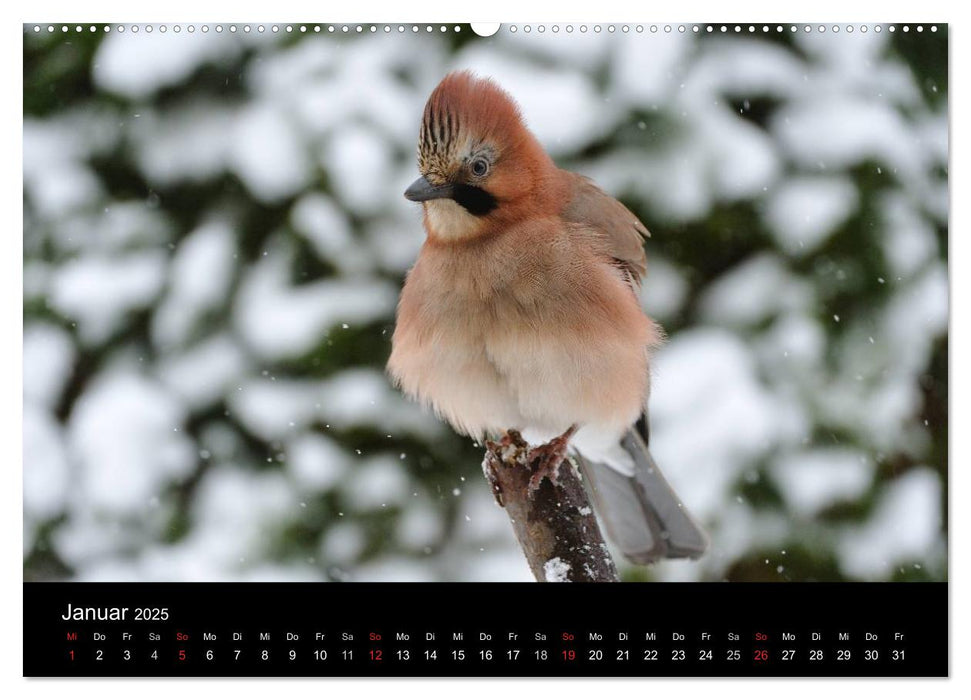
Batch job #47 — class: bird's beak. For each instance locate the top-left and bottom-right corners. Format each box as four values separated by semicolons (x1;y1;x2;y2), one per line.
404;176;454;202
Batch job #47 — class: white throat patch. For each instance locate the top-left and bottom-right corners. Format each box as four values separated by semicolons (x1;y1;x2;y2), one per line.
425;199;485;241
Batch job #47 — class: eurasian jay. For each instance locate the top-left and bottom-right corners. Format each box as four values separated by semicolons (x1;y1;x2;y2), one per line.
388;71;708;564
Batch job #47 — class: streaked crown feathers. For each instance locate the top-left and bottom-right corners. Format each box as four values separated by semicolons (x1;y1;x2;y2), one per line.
417;71;528;183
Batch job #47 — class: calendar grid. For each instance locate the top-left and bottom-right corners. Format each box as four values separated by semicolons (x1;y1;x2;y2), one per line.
24;582;947;677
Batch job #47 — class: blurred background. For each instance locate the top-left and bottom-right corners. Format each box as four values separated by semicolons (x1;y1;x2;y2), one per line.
23;24;948;582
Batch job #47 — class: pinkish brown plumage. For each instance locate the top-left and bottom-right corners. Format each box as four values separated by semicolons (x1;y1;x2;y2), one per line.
388;71;707;564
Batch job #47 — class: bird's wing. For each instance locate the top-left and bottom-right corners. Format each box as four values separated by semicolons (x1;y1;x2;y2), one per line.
560;172;650;288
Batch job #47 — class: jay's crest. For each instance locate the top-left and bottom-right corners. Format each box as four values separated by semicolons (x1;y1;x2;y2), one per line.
417;71;527;183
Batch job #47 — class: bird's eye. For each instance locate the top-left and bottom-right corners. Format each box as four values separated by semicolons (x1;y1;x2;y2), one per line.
470;158;489;177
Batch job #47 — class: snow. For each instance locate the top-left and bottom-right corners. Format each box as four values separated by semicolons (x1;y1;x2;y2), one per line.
455;548;533;582
285;433;351;491
543;557;571;583
772;449;875;517
859;379;924;453
322;125;394;217
245;38;342;98
228;379;320;441
23;119;105;218
50;252;167;344
638;151;710;221
132;102;236;184
796;30;923;110
67;370;195;513
228;103;312;203
459;490;517;541
165;221;235;304
680;38;804;100
650;329;808;516
74;550;321;583
760;314;826;368
584;101;779;219
322;522;367;565
349;557;438;583
773;98;922;179
93;31;239;99
698;254;814;327
23;120;84;177
23;406;71;521
880;193;939;278
658;503;790;581
764;176;859;256
838;469;942;580
611;32;689;105
342;455;411;510
282;37;429;146
54;202;173;254
152;220;236;348
24;322;74;538
365;215;426;274
882;267;949;376
233;247;397;359
698;110;781;201
187;465;299;567
157;334;248;409
53;513;151;570
23;323;75;408
355;36;446;139
639;257;689;322
397;498;445;549
25;164;103;219
316;369;444;439
291;194;368;273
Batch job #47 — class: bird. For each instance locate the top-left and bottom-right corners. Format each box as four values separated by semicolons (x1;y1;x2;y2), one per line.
387;71;708;564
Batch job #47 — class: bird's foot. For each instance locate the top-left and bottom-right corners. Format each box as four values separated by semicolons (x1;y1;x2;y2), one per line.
526;425;577;498
501;429;528;449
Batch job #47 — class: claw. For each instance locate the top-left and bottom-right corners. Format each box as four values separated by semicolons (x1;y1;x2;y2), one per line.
525;425;577;498
526;450;566;496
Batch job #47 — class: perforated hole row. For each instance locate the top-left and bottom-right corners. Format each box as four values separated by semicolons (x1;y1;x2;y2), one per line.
505;24;937;34
25;24;940;35
25;24;465;34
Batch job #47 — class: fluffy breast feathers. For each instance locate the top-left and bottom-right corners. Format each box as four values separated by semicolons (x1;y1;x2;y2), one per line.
387;214;661;440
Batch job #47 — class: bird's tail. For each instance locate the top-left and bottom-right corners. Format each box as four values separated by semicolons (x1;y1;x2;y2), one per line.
576;424;708;565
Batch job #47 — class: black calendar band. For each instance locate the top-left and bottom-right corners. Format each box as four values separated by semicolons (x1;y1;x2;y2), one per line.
24;581;947;677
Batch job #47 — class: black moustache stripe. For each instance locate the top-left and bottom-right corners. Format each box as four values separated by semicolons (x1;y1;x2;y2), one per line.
452;184;498;216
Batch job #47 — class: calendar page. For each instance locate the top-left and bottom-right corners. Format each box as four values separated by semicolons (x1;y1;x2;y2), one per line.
22;20;948;678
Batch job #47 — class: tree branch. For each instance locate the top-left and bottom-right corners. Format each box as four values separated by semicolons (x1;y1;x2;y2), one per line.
482;430;619;582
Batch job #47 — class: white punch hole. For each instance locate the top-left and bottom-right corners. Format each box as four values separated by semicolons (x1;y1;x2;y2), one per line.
471;23;501;37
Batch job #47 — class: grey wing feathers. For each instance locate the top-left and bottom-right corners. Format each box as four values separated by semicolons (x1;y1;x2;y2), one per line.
577;427;709;565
